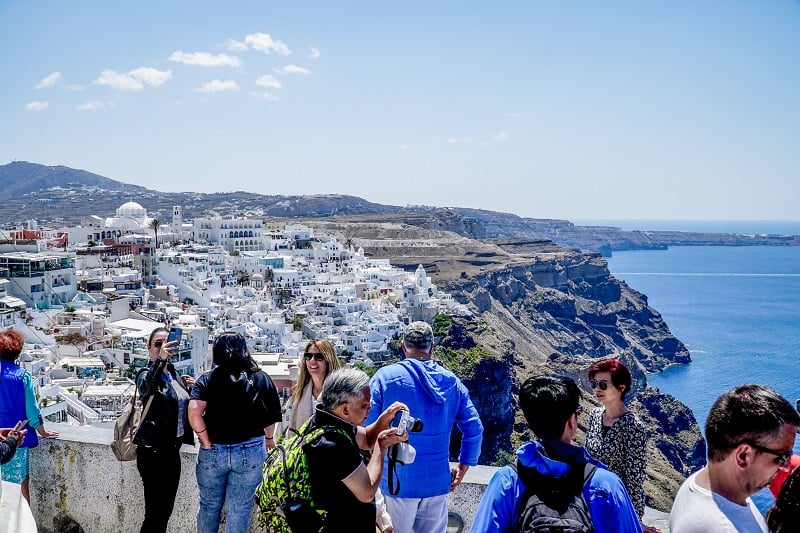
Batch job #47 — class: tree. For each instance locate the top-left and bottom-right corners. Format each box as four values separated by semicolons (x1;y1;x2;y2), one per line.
149;218;162;247
55;332;87;354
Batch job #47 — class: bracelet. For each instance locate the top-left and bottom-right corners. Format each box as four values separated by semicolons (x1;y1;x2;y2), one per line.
196;428;207;434
266;436;274;440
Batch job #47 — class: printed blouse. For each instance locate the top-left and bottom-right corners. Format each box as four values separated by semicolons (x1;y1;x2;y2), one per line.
584;406;648;518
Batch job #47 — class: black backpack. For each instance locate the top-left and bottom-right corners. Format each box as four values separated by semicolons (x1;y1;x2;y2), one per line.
513;460;597;533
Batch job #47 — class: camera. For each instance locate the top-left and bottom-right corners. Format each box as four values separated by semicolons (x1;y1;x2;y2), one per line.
394;410;424;435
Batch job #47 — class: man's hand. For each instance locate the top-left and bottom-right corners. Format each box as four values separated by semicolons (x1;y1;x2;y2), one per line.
449;463;469;492
376;402;409;432
375;427;408;452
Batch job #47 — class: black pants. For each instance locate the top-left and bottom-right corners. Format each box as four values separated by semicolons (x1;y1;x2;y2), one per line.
136;444;182;533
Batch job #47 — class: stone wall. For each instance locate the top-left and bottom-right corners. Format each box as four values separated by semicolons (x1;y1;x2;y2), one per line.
29;423;487;533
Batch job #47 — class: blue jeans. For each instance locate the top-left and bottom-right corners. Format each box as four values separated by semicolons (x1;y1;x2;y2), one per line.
196;435;266;533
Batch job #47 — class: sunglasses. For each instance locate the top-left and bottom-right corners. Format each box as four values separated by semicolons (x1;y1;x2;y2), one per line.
303;352;325;362
746;441;793;466
153;340;164;347
588;379;609;391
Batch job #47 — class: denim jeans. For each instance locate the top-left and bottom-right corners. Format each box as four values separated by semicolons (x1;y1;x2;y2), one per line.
196;435;266;533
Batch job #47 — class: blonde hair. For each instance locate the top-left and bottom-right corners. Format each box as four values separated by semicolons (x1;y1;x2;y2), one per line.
290;339;342;407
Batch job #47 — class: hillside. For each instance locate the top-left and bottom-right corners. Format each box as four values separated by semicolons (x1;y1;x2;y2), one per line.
2;161;797;254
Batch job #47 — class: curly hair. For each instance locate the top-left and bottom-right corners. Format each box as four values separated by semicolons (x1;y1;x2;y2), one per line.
0;329;25;362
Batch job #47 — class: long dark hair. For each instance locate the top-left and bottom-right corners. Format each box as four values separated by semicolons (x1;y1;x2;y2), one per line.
768;467;800;532
212;332;258;374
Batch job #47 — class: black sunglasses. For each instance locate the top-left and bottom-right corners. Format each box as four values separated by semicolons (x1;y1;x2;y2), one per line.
303;352;325;361
746;441;792;466
588;379;609;391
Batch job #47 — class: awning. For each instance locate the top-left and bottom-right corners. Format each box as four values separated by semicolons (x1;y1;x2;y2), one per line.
0;296;26;308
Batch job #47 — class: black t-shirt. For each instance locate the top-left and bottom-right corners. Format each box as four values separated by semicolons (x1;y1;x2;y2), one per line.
191;367;281;444
305;409;376;532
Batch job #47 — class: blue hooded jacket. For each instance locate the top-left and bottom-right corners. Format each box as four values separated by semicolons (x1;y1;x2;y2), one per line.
471;439;643;533
366;358;483;498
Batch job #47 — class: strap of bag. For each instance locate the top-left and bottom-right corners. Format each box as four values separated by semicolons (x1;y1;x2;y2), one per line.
129;380;156;439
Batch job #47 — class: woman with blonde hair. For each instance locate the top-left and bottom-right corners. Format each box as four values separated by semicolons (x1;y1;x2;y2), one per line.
282;339;342;436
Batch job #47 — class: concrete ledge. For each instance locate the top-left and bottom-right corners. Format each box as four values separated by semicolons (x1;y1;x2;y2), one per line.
28;424;487;532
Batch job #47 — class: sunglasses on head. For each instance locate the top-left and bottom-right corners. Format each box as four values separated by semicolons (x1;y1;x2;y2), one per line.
588;379;609;391
304;352;325;361
746;441;793;466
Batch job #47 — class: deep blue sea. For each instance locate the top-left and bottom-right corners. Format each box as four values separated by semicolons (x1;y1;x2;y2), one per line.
604;230;800;511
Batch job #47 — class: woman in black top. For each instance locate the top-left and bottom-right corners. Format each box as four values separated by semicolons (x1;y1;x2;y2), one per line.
134;327;195;533
189;332;281;533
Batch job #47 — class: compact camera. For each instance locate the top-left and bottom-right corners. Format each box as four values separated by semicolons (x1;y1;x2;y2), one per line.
394;410;424;435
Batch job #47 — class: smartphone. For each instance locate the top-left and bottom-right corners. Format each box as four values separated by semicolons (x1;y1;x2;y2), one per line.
167;327;182;346
16;419;29;430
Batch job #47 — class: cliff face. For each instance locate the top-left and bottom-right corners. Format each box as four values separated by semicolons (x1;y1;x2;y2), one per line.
434;252;703;511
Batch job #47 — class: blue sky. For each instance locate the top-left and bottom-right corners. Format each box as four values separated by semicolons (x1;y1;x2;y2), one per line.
2;1;799;221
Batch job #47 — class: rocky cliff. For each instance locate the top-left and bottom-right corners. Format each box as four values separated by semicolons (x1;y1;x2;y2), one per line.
305;218;706;510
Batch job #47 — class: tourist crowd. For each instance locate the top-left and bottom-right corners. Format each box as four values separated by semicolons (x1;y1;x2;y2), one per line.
1;322;799;533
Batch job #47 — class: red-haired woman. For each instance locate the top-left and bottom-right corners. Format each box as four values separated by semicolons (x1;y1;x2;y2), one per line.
0;329;59;502
585;358;659;533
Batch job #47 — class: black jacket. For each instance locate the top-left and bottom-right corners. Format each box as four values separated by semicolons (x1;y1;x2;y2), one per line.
0;435;19;465
134;359;195;449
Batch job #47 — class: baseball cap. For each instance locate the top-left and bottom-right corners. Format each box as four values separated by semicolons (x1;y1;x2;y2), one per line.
404;321;433;347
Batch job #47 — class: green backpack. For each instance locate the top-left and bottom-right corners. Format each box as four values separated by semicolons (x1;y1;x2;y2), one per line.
256;419;352;533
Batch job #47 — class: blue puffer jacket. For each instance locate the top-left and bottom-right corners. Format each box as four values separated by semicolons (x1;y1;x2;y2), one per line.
366;358;483;498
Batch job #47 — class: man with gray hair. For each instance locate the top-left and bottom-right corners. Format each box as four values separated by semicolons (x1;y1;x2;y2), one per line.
366;321;484;533
305;367;409;532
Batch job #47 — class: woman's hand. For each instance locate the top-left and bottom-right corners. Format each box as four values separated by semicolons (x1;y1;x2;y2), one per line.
159;339;178;361
180;374;195;388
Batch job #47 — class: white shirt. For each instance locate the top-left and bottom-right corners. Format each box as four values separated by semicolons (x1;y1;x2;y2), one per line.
669;469;767;533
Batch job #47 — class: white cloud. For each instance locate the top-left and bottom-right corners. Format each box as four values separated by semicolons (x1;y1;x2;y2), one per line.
493;132;509;141
447;137;471;144
506;112;522;119
196;79;240;93
34;72;62;90
93;67;172;91
25;101;49;111
67;84;85;92
252;91;280;102
275;64;311;75
129;67;172;87
255;75;282;89
244;33;291;55
169;51;242;68
77;101;114;111
225;39;249;52
309;47;320;59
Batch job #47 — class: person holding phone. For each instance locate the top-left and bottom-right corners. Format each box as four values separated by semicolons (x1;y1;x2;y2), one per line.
0;420;29;465
188;332;282;533
0;328;59;502
134;326;195;533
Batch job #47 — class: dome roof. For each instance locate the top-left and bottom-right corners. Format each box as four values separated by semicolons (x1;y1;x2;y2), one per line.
116;201;146;217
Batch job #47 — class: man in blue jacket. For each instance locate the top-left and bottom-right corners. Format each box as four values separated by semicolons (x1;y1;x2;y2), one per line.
367;321;483;533
471;374;642;533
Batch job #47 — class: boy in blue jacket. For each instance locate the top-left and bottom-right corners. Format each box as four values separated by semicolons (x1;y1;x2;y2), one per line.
472;375;642;533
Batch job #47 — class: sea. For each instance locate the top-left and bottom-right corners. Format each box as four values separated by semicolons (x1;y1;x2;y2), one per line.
594;220;800;512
